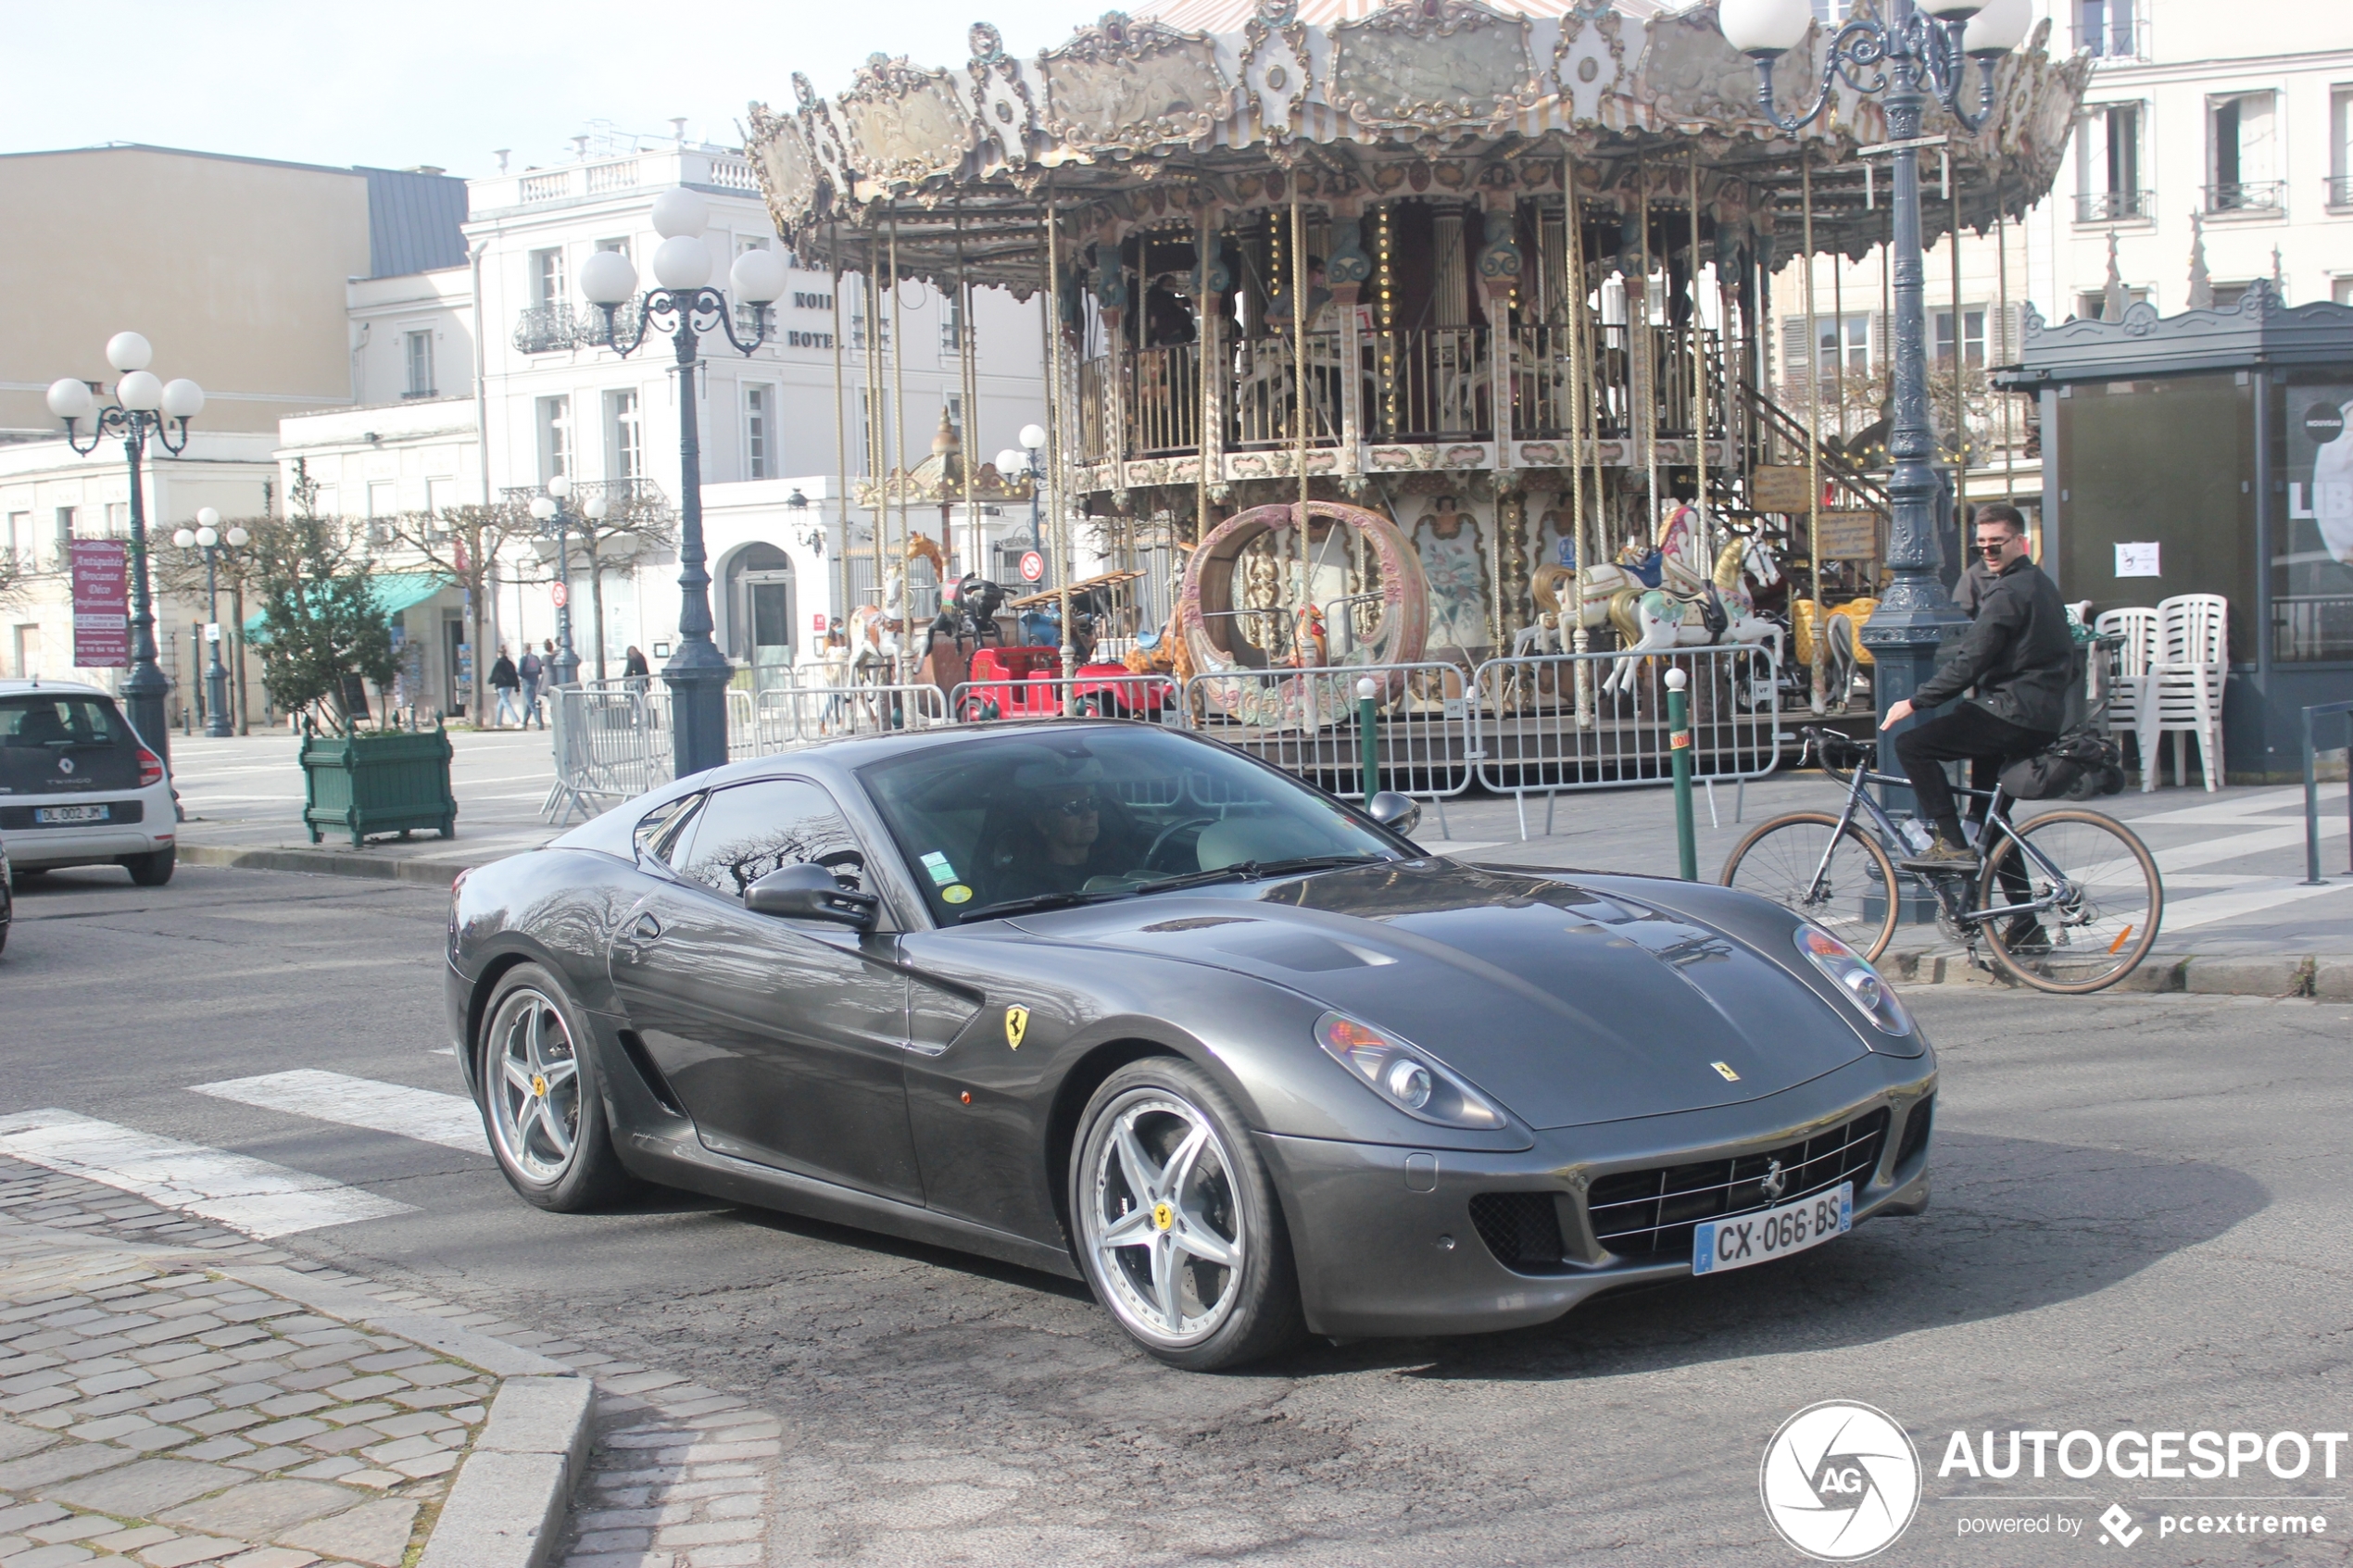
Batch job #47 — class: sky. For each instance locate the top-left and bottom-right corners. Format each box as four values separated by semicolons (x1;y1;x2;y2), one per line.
0;0;1086;178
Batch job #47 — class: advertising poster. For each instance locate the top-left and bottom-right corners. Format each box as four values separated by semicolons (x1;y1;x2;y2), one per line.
2283;387;2353;659
68;537;130;668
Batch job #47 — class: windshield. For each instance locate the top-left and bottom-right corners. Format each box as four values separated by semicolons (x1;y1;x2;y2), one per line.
857;726;1408;924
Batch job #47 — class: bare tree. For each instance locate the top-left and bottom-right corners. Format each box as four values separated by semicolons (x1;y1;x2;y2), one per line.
382;502;533;722
573;491;678;681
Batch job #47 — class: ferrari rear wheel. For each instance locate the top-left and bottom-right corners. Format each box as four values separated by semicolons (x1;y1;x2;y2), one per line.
478;963;638;1211
1072;1059;1303;1371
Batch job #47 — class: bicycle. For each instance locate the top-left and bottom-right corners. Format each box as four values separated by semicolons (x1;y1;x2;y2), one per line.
1720;726;2163;994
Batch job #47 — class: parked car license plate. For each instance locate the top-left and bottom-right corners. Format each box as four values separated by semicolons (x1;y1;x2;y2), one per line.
1692;1182;1852;1275
33;804;110;824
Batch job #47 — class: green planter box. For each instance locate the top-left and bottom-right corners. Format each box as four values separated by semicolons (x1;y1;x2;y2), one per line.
301;723;458;847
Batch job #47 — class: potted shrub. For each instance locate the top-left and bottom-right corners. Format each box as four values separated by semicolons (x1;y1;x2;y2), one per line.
252;498;456;847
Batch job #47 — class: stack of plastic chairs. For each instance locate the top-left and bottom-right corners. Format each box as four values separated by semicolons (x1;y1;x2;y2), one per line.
2092;606;2158;760
2138;594;2227;792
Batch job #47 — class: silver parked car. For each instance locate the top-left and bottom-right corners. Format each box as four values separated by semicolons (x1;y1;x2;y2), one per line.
0;679;177;885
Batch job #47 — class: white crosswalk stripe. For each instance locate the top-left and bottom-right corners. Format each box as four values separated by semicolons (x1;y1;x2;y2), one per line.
191;1069;491;1156
0;1109;416;1237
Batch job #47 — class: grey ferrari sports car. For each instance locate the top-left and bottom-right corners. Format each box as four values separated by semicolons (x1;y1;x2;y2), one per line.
447;721;1934;1370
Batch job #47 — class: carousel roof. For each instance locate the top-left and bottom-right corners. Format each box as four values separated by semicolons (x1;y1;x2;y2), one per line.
746;0;2088;290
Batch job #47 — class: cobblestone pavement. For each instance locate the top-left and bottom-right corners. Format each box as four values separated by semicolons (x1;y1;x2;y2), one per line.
0;1160;774;1568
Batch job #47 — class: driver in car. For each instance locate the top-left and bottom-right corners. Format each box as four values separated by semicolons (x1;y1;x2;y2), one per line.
985;762;1139;906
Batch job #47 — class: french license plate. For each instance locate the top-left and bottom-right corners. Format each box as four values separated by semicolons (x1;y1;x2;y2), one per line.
1692;1182;1852;1276
34;804;108;824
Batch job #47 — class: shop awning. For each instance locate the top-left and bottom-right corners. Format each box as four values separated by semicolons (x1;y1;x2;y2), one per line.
244;573;452;635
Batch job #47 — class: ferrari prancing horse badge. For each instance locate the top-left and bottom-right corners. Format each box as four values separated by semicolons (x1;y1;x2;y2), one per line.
1004;1006;1029;1050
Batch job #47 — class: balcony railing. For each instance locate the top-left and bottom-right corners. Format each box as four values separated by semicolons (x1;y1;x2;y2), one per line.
2329;175;2353;210
2076;189;2153;222
2205;181;2285;215
514;304;583;355
1083;323;1726;465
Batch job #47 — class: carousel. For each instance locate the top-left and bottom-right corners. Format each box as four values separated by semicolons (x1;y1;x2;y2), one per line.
746;0;2085;770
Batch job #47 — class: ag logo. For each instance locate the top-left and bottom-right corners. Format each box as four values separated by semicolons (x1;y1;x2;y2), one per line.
1003;1005;1028;1050
1760;1400;1920;1562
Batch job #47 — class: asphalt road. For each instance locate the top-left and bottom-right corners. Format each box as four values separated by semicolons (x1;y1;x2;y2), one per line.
6;861;2350;1566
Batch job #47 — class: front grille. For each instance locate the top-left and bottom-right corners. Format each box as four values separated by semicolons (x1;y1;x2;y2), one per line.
1586;1109;1891;1261
1468;1192;1566;1271
0;800;145;830
1894;1095;1933;1170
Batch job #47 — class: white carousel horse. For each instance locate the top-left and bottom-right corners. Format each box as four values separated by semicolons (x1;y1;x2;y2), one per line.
1600;533;1784;699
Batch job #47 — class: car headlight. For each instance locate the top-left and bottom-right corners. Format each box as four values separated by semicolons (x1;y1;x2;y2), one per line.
1793;925;1913;1036
1315;1011;1507;1130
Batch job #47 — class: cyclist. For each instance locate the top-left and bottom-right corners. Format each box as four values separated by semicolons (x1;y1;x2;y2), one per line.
1879;503;2071;872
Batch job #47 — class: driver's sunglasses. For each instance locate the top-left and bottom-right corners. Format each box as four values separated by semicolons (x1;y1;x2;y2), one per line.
1049;794;1099;817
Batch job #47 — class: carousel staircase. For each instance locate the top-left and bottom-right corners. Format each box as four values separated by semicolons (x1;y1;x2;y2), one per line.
1730;378;1894;525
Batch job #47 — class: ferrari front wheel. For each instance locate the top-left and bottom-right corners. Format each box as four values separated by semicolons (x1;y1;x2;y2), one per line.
1072;1058;1303;1371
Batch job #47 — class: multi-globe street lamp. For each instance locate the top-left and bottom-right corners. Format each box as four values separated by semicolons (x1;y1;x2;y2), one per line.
46;333;205;768
170;507;249;738
1718;0;2029;735
578;189;788;777
994;421;1049;558
528;475;605;689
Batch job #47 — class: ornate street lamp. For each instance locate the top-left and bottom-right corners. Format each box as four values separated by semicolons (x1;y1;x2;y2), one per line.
47;333;205;769
1719;0;2029;734
529;475;604;689
579;189;788;777
171;507;249;738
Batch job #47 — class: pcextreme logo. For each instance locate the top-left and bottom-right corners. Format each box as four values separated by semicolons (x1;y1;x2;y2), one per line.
1761;1401;1923;1562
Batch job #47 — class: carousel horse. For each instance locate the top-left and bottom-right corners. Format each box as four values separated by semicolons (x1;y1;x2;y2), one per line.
1292;602;1328;669
1599;531;1785;699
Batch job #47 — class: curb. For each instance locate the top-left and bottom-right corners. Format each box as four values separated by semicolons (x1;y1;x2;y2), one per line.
179;841;490;884
1887;948;2347;998
227;1264;593;1568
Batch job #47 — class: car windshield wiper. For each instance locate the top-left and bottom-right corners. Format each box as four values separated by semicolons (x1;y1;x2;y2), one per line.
954;888;1129;923
1132;854;1386;896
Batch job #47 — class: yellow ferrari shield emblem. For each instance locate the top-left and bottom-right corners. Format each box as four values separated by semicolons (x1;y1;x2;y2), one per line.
1004;1006;1029;1050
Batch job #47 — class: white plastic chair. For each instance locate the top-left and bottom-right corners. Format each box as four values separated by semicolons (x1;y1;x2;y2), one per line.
2138;594;2226;792
2093;606;2158;762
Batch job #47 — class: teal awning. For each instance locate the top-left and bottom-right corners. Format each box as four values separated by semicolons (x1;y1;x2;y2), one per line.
244;573;452;635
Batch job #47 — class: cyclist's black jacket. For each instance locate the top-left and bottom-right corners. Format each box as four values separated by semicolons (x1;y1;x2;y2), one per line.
1912;555;2072;734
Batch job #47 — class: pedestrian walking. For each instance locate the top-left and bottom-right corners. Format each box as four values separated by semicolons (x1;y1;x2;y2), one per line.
489;646;523;729
623;645;650;696
517;646;544;730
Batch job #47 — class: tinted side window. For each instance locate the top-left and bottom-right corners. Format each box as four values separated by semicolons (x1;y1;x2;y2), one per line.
637;795;702;865
672;779;866;900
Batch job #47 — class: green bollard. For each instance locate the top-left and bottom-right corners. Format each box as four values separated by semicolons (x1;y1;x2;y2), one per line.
1356;676;1380;800
1666;667;1697;881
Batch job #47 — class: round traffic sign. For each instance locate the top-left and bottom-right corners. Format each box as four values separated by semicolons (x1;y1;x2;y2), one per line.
1019;550;1045;583
550;583;570;608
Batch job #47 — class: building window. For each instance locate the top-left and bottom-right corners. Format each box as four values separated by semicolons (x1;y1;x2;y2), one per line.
2335;279;2353;307
367;482;396;520
54;507;75;554
405;330;435;398
745;384;774;480
2077;104;2147;221
6;513;30;574
941;292;964;354
1816;315;1872;379
2074;286;2150;321
538;395;573;483
531;248;566;307
2076;0;2136;58
605;389;643;483
850;310;888;351
105;503;128;535
2208;92;2281;213
1933;308;1986;369
2330;88;2353;208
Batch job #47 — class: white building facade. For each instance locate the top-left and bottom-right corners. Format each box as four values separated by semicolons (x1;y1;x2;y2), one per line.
286;138;1052;711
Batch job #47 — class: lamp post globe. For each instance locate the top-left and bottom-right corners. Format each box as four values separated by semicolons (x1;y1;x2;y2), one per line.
1962;0;2030;55
1718;0;1812;56
582;495;610;521
173;527;197;549
226;526;249;547
547;473;571;501
580;249;639;307
159;379;205;420
651;235;712;293
46;378;95;423
729;246;788;305
1018;422;1046;451
117;371;163;412
105;332;153;372
649;188;710;240
529;495;556;521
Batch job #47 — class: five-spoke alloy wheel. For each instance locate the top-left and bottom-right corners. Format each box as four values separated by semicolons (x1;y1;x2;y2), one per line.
476;963;636;1210
1072;1059;1302;1370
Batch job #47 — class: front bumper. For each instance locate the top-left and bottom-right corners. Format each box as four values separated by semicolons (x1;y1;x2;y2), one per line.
1259;1052;1935;1338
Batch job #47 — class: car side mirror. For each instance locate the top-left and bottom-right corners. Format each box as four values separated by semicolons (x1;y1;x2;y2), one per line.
1366;791;1421;837
744;862;879;930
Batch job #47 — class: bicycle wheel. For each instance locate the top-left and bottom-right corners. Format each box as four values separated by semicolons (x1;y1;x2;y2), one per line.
1977;809;2163;994
1721;811;1902;962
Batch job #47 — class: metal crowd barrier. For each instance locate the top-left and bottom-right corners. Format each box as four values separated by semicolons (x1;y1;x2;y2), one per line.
1181;661;1478;810
1472;644;1782;837
752;683;954;751
543;682;673;826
